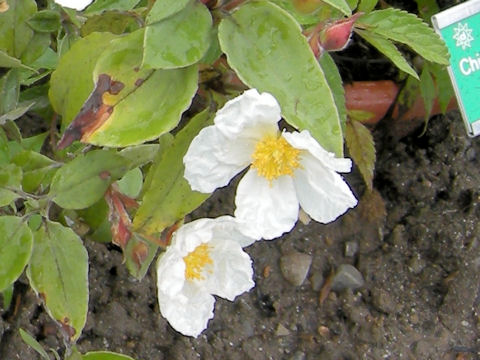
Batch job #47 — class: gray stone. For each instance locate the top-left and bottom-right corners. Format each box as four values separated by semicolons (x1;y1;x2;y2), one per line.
280;251;312;286
310;271;324;291
331;264;365;291
275;323;290;336
344;240;359;257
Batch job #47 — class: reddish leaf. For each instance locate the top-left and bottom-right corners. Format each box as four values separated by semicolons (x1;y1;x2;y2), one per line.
104;185;138;250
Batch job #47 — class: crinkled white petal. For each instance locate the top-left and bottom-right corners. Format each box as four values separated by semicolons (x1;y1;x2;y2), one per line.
235;170;299;240
184;125;254;193
158;282;215;337
208;215;257;247
283;130;352;173
54;0;92;10
294;153;357;223
206;238;254;300
214;89;280;141
156;249;186;298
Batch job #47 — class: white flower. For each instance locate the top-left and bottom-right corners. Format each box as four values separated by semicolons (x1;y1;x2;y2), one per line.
184;89;357;240
156;216;255;337
54;0;92;10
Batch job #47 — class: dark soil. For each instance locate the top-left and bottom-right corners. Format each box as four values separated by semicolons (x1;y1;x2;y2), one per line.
2;108;480;359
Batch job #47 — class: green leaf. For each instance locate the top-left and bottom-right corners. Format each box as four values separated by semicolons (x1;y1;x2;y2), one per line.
322;0;352;15
124;233;158;280
218;1;344;156
49;150;129;210
416;0;440;23
21;32;51;69
428;63;454;114
3;118;21;142
0;50;35;71
133;109;212;235
145;0;190;23
0;69;20;115
0;0;36;57
0;101;35;124
7;132;49;160
81;11;140;36
118;144;160;170
11;150;59;193
27;10;61;33
117;168;143;198
268;0;322;26
143;0;212;69
19;329;51;360
80;30;198;147
0;164;22;207
347;109;375;124
397;74;420;111
49;32;119;127
85;0;141;14
0;128;8;165
419;63;435;121
82;351;136;360
2;283;14;309
345;119;375;190
0;216;33;292
27;221;88;342
319;52;346;128
357;0;378;13
358;8;449;65
356;29;419;79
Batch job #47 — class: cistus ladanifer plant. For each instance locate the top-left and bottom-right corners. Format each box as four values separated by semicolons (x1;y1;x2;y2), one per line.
0;0;448;358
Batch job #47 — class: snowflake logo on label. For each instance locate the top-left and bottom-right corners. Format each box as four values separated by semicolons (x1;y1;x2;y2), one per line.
453;22;474;50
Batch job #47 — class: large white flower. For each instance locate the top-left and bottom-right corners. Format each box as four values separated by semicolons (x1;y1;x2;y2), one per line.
54;0;93;10
156;216;255;337
184;89;357;240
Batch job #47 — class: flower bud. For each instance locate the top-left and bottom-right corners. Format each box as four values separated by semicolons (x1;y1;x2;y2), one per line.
319;13;362;52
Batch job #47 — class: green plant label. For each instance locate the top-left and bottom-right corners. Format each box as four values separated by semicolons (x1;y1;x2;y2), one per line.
433;0;480;136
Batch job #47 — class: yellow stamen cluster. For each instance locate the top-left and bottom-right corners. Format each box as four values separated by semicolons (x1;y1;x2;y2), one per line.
183;243;213;281
251;135;301;181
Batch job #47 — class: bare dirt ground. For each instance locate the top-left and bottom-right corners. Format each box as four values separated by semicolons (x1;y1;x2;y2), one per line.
2;109;480;360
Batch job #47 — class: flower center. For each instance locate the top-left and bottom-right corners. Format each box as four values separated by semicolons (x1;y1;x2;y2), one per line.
251;135;301;181
183;243;213;281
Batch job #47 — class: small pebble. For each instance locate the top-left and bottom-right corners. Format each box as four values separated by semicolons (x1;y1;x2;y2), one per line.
371;287;398;314
331;264;365;291
275;324;290;336
280;251;312;286
466;147;476;161
408;254;426;274
310;271;324;291
344;240;359;257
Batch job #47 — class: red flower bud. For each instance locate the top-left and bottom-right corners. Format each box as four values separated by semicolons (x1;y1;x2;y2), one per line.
319;13;363;53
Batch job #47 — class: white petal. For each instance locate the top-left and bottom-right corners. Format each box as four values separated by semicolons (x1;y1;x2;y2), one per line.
207;239;254;300
54;0;92;10
214;89;280;140
184;125;253;193
234;170;299;240
294;153;357;223
283;130;352;173
209;215;257;247
156;249;186;297
158;283;215;337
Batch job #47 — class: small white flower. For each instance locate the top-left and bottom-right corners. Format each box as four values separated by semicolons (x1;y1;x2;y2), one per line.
184;89;357;240
156;216;255;337
54;0;93;10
